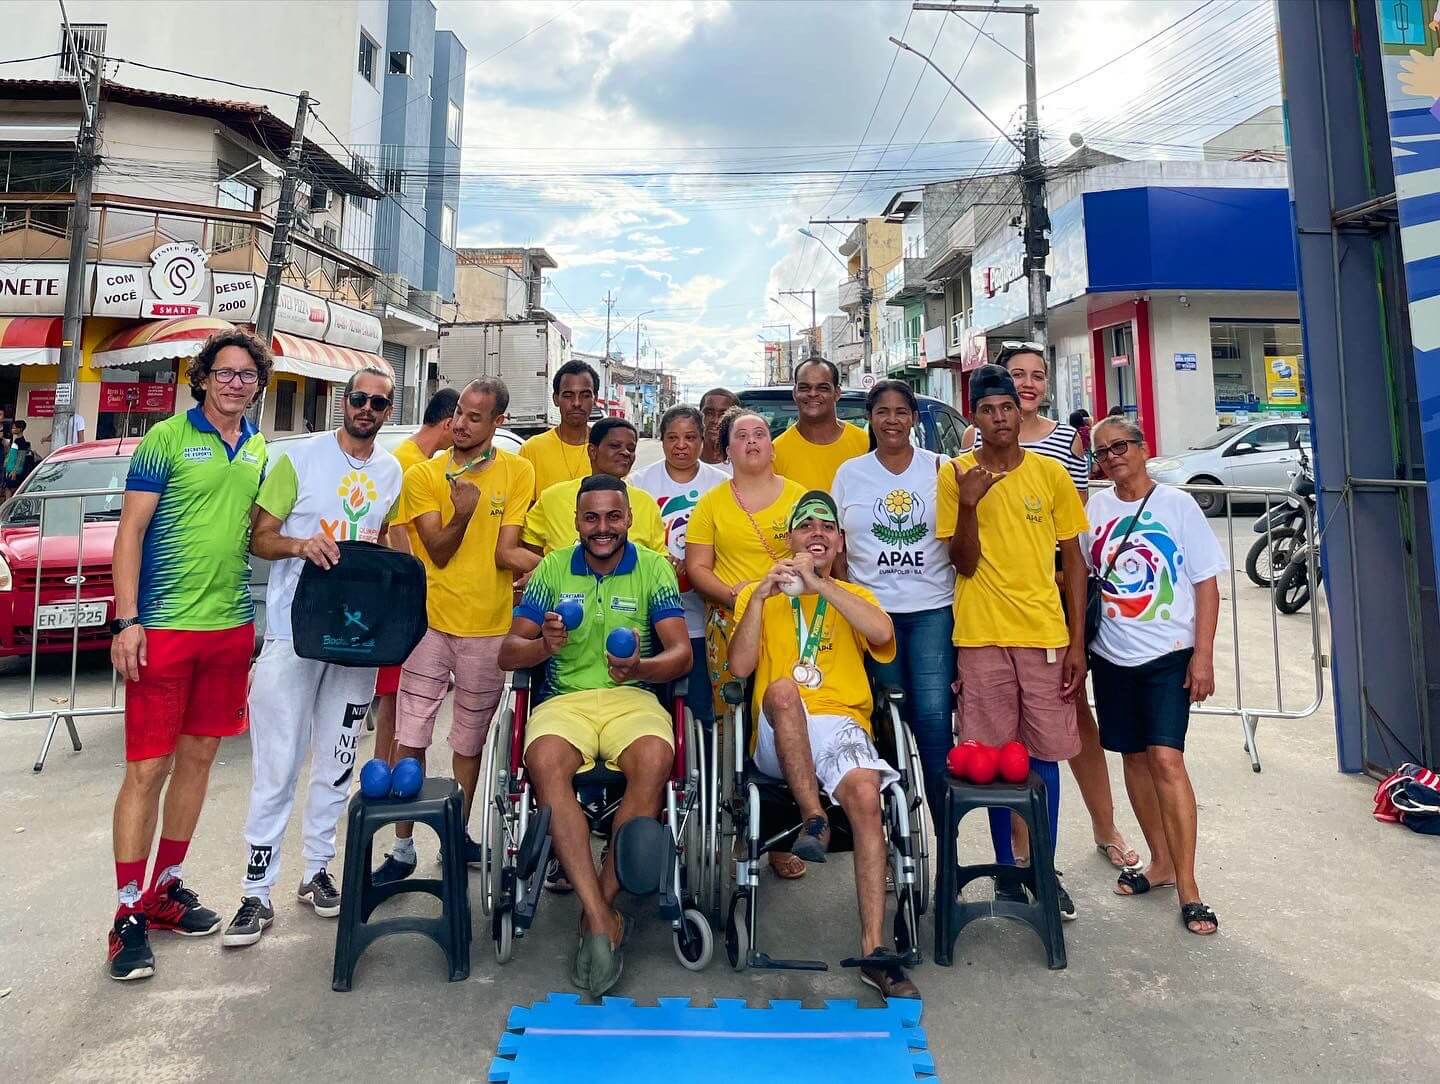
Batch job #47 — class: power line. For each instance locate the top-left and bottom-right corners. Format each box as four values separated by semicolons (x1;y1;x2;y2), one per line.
108;55;307;100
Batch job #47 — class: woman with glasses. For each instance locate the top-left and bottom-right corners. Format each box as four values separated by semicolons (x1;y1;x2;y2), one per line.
687;408;807;878
965;342;1141;873
832;380;954;824
1086;417;1223;936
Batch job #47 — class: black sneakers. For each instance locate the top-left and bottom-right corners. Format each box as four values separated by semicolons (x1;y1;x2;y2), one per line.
141;879;222;936
372;851;416;886
107;913;155;981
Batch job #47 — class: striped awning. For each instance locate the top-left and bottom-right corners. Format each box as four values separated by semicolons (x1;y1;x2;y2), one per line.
0;316;62;367
91;316;235;369
271;331;394;384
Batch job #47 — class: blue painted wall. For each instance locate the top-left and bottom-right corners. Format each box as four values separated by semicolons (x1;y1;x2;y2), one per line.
374;0;436;288
424;30;465;299
1083;187;1297;294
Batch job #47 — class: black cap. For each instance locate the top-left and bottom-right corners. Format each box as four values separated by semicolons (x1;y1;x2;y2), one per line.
968;363;1020;413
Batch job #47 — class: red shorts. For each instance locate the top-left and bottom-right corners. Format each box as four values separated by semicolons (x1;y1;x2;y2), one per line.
375;664;402;698
124;624;254;762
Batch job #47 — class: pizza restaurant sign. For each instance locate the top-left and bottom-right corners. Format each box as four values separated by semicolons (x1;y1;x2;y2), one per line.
3;250;381;352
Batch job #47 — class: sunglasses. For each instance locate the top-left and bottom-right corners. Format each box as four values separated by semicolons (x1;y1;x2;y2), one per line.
999;340;1045;353
346;392;392;412
1093;439;1136;460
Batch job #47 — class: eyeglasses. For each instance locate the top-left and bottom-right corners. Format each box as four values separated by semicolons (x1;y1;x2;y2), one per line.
346;391;392;412
1093;439;1136;460
212;367;259;386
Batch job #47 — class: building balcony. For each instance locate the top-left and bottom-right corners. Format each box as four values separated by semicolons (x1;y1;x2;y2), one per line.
834;338;863;367
837;275;866;314
885;338;922;374
884;257;930;306
926;209;977;283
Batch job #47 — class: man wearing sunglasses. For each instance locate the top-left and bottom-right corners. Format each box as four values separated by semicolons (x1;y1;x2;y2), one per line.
223;366;405;948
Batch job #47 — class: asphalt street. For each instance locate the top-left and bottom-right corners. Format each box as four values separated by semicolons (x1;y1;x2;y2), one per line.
2;439;1438;1081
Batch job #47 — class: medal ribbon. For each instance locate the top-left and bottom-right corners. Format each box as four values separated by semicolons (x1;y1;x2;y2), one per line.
791;596;828;670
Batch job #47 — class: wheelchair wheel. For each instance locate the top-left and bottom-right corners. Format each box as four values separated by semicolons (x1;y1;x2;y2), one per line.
709;715;739;924
673;907;714;972
907;739;931;917
494;906;514;965
478;712;508;917
725;891;749;972
681;708;708;913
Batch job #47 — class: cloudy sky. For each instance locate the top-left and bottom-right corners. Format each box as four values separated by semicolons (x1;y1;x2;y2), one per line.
431;0;1280;395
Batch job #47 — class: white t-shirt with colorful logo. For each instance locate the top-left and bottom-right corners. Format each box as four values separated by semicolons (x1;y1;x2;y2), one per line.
256;430;404;641
1084;483;1228;666
832;449;955;613
629;459;730;638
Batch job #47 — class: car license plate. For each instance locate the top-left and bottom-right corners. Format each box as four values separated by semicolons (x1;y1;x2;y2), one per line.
35;600;108;631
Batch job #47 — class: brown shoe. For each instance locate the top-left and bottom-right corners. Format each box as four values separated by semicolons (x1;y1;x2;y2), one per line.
860;962;920;1000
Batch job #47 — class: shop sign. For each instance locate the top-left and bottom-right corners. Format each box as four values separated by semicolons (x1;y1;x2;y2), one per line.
143;241;209;318
0;262;69;315
1111;353;1130;368
325;301;382;353
212;272;259;321
1174;352;1198;371
92;264;145;317
1264;355;1304;409
27;389;55;417
99;381;177;413
273;284;330;338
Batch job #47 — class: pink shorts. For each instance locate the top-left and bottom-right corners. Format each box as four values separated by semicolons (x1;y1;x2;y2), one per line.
955;646;1080;762
395;630;505;757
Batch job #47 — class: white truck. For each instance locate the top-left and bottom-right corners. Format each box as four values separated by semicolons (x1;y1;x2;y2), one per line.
436;319;572;434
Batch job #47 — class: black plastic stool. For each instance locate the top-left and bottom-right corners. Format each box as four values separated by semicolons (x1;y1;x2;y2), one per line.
332;777;471;991
933;772;1067;970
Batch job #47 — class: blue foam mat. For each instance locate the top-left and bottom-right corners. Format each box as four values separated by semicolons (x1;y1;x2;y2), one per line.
488;994;932;1083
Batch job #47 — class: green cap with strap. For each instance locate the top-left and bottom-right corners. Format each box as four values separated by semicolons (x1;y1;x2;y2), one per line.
788;489;839;530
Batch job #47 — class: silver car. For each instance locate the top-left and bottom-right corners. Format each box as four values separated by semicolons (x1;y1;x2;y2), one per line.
1146;419;1311;516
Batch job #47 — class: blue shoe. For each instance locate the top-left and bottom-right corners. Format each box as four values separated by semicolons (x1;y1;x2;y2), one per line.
790;815;830;863
372;852;416;886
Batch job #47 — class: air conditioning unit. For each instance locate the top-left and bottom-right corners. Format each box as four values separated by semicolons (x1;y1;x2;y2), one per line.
309;187;333;212
379;273;410;306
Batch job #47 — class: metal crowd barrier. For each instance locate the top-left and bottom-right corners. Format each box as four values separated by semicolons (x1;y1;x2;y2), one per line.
0;486;125;772
1163;481;1325;773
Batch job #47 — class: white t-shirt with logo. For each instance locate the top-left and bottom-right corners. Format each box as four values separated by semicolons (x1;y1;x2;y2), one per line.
256;430;404;641
629;459;730;638
1084;483;1228;666
832;449;955;613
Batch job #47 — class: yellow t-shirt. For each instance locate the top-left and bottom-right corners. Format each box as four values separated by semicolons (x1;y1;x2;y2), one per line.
519;428;590;500
392;449;535;637
686;477;807;595
521;476;667;555
391;439;431;551
733;581;896;735
936;450;1088;649
772;421;870;493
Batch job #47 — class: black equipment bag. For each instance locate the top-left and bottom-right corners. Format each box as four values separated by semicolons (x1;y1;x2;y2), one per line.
292;541;427;667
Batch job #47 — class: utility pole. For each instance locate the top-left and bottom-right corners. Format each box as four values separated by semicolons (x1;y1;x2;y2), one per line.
780;289;817;357
809;218;873;376
906;3;1048;351
251;89;310;426
53;42;103;450
603;291;616;360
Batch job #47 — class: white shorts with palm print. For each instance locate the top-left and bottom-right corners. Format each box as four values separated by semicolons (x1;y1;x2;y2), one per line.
754;706;899;801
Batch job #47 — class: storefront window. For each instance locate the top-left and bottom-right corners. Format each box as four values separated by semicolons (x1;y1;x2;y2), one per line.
1209;320;1305;416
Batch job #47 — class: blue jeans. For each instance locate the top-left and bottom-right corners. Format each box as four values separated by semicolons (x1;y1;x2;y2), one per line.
687;636;714;726
868;606;956;825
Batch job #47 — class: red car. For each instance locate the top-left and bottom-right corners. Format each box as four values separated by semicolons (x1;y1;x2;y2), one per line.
0;438;137;658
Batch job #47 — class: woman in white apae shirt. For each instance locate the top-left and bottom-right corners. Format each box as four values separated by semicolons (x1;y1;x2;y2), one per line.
832;380;955;824
1085;416;1224;937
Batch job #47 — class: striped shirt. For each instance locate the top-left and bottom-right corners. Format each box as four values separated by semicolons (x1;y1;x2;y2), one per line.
973;421;1089;493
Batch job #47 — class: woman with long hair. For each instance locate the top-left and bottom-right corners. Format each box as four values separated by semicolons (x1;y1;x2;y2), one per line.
832;380;955;824
687;408;807;877
965;343;1140;873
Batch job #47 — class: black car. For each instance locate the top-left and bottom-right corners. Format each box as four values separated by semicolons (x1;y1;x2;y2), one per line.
736;386;969;457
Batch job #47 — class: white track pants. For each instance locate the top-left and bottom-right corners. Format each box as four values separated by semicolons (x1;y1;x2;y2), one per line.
241;638;377;899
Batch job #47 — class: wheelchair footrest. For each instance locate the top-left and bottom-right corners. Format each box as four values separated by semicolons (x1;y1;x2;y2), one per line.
749;951;828;972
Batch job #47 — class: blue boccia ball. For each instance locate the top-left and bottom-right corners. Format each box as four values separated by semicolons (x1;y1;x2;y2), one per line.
606;626;638;659
390;756;424;800
556;599;584;630
359;757;392;799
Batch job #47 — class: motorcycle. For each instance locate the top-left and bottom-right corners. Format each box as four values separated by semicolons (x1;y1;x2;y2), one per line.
1274;537;1316;614
1244;447;1314;588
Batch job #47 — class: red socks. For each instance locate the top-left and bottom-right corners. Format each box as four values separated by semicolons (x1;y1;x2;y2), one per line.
148;837;190;894
115;859;147;915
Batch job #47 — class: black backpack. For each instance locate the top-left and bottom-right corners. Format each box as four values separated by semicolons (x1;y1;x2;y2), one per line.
292;541;428;667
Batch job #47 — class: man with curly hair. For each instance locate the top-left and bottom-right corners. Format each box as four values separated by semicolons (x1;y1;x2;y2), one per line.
105;329;271;981
727;490;917;1000
222;366;405;949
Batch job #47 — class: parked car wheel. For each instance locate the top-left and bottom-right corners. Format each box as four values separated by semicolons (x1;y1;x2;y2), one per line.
1189;476;1227;517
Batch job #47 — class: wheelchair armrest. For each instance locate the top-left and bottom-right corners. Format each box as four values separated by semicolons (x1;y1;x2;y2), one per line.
512;667;535;692
722;680;745;707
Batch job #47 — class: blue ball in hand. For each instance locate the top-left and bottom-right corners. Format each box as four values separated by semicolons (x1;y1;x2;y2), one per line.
556;599;584;630
606;626;638;659
390;757;424;800
359;758;392;799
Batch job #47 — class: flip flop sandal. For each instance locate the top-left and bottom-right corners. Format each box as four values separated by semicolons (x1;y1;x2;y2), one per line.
770;852;807;880
1114;868;1176;897
1097;841;1141;869
1181;901;1220;935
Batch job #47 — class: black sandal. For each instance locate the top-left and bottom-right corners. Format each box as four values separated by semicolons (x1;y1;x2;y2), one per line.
1114;868;1175;897
1181;901;1219;935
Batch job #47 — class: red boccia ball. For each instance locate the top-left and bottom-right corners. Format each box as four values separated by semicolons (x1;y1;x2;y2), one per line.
967;744;1000;785
998;741;1030;783
946;743;973;779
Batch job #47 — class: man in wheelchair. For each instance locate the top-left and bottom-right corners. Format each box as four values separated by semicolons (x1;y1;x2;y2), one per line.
728;490;920;999
498;474;692;996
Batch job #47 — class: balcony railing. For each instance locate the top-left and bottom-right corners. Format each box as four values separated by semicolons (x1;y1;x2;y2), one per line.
834;339;863;366
837;276;865;313
885;337;922;374
883;257;930;305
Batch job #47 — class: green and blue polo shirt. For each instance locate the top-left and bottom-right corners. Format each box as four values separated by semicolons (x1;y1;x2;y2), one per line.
515;542;684;696
125;406;267;631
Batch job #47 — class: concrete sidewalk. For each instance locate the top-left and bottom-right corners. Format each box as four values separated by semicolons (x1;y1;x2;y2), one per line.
2;566;1438;1081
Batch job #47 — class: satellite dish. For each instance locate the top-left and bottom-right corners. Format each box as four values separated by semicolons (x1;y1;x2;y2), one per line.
1069;132;1085;148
